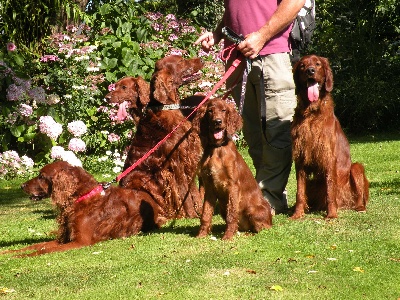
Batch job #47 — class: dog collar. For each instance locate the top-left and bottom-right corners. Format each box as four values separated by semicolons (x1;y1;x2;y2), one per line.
75;184;105;203
147;104;199;111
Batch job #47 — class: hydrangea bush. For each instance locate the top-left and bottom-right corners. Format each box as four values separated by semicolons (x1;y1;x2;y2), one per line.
0;2;229;178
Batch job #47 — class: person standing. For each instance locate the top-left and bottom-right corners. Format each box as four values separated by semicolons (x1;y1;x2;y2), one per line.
195;0;306;214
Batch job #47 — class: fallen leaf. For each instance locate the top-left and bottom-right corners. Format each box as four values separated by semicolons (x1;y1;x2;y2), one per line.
353;267;365;273
330;244;337;250
308;270;318;274
270;285;283;291
0;287;15;294
246;269;256;274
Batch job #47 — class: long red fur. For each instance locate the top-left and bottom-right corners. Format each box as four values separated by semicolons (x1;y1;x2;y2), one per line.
291;55;369;219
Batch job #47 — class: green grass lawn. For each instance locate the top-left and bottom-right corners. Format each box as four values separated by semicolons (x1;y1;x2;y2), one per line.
1;134;400;299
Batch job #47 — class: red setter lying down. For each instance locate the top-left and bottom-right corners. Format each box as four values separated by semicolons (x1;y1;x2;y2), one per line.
106;55;204;219
291;55;369;219
4;161;165;256
193;98;272;240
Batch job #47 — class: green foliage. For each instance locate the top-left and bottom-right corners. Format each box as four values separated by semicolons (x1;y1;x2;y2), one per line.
0;0;88;52
0;1;225;175
1;136;400;299
310;0;400;133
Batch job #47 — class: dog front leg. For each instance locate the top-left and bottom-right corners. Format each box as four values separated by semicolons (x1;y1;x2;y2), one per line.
196;189;216;238
222;187;239;240
325;171;338;218
291;167;307;219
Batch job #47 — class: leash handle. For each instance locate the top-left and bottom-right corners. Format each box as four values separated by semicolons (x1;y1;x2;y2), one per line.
115;56;245;183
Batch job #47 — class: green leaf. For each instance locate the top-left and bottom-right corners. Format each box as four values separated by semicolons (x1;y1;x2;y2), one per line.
12;54;25;66
10;124;26;137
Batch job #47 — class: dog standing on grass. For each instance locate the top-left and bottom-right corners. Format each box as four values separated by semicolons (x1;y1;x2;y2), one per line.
290;55;369;219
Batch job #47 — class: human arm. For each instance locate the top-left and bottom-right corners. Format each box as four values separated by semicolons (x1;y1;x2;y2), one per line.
237;0;306;59
194;14;225;51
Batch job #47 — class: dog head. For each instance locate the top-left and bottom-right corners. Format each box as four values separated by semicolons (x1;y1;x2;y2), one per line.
21;161;98;205
151;55;204;105
105;76;150;123
293;55;333;103
193;98;242;147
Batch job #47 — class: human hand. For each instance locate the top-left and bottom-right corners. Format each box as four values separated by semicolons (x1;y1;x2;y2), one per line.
194;31;216;52
237;31;266;59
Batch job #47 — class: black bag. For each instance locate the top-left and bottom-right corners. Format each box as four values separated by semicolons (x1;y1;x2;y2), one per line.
290;0;316;62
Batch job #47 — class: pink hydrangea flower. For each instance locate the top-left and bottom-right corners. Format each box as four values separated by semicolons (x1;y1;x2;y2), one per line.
50;146;65;159
68;138;86;152
19;104;33;117
40;55;60;62
21;155;34;168
107;133;120;143
61;150;82;167
39;116;63;140
67;120;87;137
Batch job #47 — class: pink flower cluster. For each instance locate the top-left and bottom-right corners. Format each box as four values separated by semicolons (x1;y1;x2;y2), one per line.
108;83;116;91
39;116;63;140
19;104;33;117
107;133;121;143
67;120;87;137
0;150;34;178
50;146;82;167
40;55;60;62
68;138;86;152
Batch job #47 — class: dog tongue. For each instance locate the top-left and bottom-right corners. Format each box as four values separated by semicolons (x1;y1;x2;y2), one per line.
117;101;128;121
307;82;320;102
214;130;224;140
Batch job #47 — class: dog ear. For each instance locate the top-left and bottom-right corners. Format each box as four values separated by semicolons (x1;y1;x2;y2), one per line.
226;102;243;135
135;76;150;106
51;170;79;208
151;71;177;104
292;59;302;94
321;57;334;92
192;104;208;134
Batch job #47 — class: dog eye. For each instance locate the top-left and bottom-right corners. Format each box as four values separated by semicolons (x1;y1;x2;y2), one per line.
122;85;126;90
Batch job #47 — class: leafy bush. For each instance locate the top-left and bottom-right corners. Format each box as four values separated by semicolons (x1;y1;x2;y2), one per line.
0;2;226;176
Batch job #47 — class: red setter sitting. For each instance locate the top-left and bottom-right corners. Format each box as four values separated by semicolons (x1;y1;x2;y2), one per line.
193;98;272;240
291;55;369;219
5;161;165;256
105;76;150;124
107;55;204;219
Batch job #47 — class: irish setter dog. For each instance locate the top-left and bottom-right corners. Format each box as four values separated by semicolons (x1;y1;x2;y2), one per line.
106;55;204;219
105;76;150;124
3;161;165;256
291;55;369;219
193;98;272;240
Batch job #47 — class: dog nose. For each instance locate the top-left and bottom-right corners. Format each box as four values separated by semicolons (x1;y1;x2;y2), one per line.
214;119;222;125
306;67;316;76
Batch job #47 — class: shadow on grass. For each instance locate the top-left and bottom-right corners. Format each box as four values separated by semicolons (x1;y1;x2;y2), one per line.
370;177;400;196
0;237;54;249
0;187;26;206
